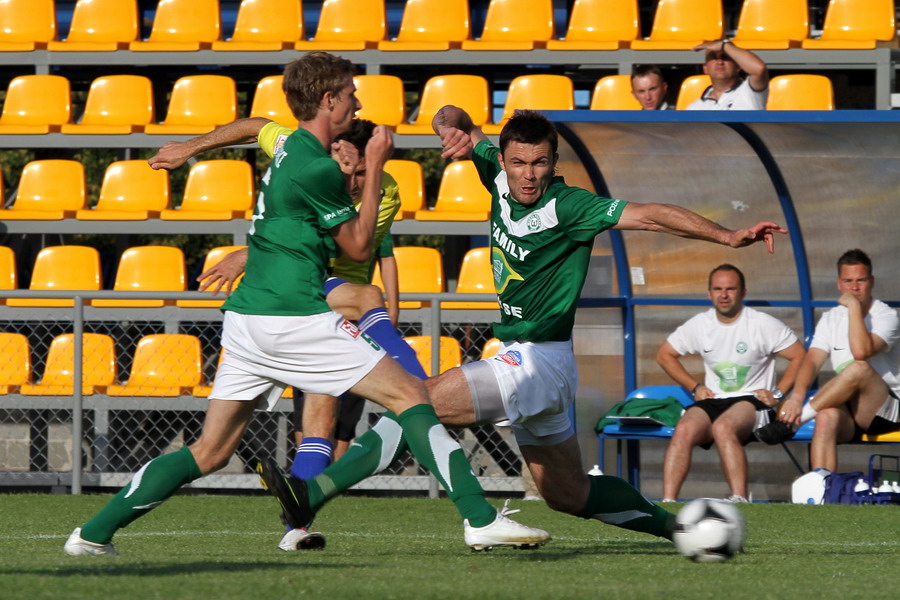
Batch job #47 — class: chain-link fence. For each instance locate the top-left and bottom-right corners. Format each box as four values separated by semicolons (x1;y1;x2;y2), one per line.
0;292;527;495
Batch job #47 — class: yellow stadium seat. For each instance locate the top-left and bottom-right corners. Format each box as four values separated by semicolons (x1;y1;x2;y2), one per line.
767;74;835;110
130;0;221;51
404;336;462;376
484;74;575;134
801;0;896;49
160;160;255;220
415;161;490;221
443;247;498;309
354;75;406;127
212;0;304;50
47;0;139;51
178;245;248;308
0;75;71;134
372;246;444;309
384;159;424;220
590;75;642;110
7;245;101;308
61;75;155;134
249;75;298;129
461;0;554;50
676;74;712;110
0;246;16;301
378;0;470;51
144;75;238;135
862;430;900;442
105;334;203;396
732;0;809;50
294;0;386;50
396;75;490;134
20;333;117;395
546;0;639;50
92;246;186;308
0;0;56;51
0;160;86;220
481;337;501;359
0;333;32;394
76;161;170;220
631;0;723;50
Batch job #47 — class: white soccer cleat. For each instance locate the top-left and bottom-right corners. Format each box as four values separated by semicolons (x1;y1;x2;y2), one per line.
278;528;326;551
63;527;119;556
464;500;550;552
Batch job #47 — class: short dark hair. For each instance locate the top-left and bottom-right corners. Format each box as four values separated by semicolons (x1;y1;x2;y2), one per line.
631;64;665;82
498;109;558;157
334;118;375;154
837;249;872;275
282;52;356;121
708;264;746;291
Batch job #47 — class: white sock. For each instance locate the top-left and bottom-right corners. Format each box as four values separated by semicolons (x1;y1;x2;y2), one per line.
799;403;818;424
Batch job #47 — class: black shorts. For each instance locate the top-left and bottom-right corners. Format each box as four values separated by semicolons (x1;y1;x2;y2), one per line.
851;415;900;442
292;391;367;442
688;395;769;449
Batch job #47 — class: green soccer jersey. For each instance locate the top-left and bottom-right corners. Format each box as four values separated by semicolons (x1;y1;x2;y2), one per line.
222;128;357;316
472;139;627;342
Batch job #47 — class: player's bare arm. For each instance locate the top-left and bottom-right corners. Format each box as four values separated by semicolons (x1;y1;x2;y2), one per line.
148;117;273;171
330;125;394;261
656;341;713;400
198;247;248;295
432;105;488;160
780;347;828;425
839;292;887;360
756;340;806;406
614;202;786;253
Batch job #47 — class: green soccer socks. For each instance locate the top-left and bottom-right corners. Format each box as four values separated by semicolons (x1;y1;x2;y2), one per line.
579;474;677;539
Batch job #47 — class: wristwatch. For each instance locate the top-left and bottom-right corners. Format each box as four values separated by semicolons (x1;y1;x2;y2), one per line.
772;389;784;400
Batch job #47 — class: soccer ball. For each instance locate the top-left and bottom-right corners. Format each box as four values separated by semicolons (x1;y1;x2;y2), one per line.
673;498;745;563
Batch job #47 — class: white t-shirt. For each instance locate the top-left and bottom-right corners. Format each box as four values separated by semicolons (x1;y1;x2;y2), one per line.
685;78;768;111
809;299;900;395
667;306;798;394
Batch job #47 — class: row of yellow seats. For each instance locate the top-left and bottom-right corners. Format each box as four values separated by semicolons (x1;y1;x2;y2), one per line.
0;157;494;222
1;0;895;52
0;69;838;138
0;245;498;310
0;331;501;396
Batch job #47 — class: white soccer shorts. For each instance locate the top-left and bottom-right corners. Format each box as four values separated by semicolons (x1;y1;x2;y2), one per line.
210;310;386;410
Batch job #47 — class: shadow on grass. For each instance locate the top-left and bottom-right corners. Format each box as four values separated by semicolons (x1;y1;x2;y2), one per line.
3;560;353;578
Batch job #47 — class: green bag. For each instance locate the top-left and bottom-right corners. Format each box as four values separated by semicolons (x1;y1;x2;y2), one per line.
594;396;686;433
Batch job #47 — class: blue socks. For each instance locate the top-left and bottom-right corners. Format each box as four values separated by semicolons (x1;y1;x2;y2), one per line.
291;437;333;479
358;307;427;379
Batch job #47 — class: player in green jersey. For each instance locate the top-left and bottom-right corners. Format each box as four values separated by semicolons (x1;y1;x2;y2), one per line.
289;106;787;548
63;54;548;556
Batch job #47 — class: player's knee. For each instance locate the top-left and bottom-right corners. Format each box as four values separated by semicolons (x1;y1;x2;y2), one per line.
359;284;386;312
839;360;874;384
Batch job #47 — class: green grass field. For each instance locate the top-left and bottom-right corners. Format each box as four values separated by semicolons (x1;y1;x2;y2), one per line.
1;493;897;600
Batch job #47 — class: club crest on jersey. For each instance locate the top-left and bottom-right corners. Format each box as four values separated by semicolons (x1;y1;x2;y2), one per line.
339;320;360;338
496;350;523;366
735;341;748;354
526;213;542;232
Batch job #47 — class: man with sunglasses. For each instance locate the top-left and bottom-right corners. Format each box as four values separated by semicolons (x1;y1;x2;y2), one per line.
686;39;769;110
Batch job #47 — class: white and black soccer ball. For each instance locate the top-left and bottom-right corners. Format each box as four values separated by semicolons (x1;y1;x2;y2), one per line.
673;498;745;563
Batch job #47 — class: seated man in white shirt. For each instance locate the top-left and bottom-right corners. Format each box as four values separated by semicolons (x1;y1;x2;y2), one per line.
657;264;805;502
754;249;900;471
685;39;769;110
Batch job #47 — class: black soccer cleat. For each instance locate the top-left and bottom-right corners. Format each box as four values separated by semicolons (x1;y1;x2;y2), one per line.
256;459;315;531
753;420;795;445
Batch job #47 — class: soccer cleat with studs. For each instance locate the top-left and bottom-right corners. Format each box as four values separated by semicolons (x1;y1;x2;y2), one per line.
63;527;119;556
256;459;315;531
463;499;551;552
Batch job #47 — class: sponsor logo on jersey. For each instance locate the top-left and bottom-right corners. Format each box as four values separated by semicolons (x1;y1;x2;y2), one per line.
491;247;524;293
492;223;532;261
339;320;360;338
323;205;354;222
273;134;289;157
497;350;523;366
606;198;621;218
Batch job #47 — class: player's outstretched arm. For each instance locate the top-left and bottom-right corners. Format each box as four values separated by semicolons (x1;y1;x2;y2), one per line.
432;105;488;160
148;117;273;171
198;247;248;295
614;202;787;253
